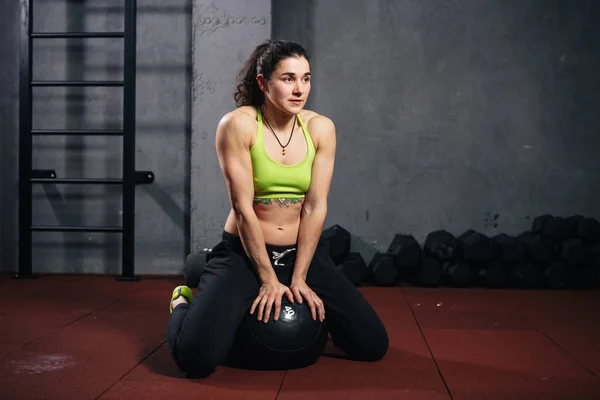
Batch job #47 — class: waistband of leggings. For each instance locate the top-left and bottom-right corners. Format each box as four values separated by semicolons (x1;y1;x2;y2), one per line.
221;230;297;254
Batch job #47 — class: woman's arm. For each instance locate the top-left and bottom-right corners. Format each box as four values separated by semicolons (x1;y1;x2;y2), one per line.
292;115;337;281
215;112;277;284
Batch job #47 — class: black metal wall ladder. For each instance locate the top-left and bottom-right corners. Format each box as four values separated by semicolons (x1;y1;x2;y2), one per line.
17;0;154;281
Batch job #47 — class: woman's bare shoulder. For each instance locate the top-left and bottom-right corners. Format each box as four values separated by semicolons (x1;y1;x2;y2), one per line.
216;107;259;149
235;105;258;120
302;109;335;142
217;106;258;134
220;106;257;125
302;109;334;126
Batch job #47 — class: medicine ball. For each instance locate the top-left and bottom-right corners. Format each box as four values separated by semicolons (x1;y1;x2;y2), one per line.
225;298;328;370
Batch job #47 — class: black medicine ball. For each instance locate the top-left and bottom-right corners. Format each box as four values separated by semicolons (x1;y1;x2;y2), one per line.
225;299;328;370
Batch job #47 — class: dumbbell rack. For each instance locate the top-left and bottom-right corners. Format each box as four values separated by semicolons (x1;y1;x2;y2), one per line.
17;0;153;281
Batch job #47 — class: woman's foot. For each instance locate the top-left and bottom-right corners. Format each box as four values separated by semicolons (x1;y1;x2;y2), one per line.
169;286;194;314
172;296;189;309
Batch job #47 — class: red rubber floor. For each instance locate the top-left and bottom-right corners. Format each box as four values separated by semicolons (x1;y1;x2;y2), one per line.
1;274;599;399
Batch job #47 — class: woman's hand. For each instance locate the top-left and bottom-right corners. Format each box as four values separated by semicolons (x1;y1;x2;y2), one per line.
250;279;295;323
290;278;325;322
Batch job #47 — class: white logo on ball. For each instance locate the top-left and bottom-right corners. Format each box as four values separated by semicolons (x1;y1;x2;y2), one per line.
282;306;295;318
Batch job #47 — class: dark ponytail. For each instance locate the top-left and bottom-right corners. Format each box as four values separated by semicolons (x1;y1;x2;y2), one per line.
234;40;310;108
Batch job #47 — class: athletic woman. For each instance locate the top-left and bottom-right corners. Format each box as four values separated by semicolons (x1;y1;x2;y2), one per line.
166;40;388;378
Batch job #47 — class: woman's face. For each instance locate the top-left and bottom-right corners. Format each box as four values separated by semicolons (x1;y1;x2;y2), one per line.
259;56;311;115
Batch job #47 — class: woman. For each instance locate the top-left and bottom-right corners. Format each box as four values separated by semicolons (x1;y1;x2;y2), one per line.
166;40;388;378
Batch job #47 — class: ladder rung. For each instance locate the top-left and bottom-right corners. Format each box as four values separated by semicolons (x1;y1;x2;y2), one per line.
30;170;155;185
31;32;125;39
31;178;123;185
31;225;123;233
31;129;124;136
31;81;124;87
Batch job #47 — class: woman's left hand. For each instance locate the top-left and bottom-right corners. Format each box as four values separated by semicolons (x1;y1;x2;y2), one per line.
290;278;325;322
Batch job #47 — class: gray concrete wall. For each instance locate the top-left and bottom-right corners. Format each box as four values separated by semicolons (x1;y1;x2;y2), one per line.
302;0;600;249
190;0;271;250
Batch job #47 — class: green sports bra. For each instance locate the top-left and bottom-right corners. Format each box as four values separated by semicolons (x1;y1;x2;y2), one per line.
250;107;316;199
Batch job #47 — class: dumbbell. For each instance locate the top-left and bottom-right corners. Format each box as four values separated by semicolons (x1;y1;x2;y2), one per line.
368;253;398;286
544;261;571;289
183;248;212;288
510;262;542;289
363;233;424;286
492;233;526;264
415;257;444;287
424;230;459;261
408;231;456;287
517;231;555;265
337;252;368;285
322;225;351;263
387;233;421;280
477;260;506;288
444;262;475;288
458;229;496;265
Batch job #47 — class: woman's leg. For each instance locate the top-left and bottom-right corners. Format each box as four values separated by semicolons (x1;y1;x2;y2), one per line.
305;241;389;361
166;235;260;378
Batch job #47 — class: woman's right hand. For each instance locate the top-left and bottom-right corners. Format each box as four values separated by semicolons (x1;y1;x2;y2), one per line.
250;279;295;323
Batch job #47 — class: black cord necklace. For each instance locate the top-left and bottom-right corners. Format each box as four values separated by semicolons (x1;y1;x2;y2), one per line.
263;110;295;156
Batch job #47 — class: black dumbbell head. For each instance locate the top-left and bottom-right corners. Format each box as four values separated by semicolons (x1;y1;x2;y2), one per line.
387;233;421;269
337;252;368;285
543;261;572;289
458;229;496;264
183;249;211;288
510;262;542;289
560;238;586;266
492;233;526;264
531;214;553;234
369;253;398;286
542;217;570;241
416;256;444;287
322;225;352;263
517;232;556;265
445;262;475;288
577;218;600;245
424;230;459;261
478;260;506;288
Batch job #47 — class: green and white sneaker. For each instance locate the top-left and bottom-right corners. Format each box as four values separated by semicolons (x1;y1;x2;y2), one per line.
169;285;193;314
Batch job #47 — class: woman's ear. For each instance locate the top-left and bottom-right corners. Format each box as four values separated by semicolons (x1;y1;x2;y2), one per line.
256;74;268;92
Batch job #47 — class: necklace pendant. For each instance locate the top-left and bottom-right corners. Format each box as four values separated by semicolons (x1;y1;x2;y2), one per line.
281;148;286;155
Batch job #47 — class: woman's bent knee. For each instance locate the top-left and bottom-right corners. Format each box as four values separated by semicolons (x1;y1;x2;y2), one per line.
341;323;389;362
171;341;223;378
177;354;219;378
357;326;390;362
361;329;389;361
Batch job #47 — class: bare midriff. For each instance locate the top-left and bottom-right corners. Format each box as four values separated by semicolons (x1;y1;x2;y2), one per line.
223;198;304;246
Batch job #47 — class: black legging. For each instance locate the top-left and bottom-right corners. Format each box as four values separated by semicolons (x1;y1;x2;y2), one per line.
166;231;389;377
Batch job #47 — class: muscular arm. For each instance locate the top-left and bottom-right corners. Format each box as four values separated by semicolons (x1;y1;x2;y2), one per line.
215;112;277;284
292;116;337;281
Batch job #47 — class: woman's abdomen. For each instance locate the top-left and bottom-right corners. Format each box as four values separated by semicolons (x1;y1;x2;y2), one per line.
223;200;303;246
